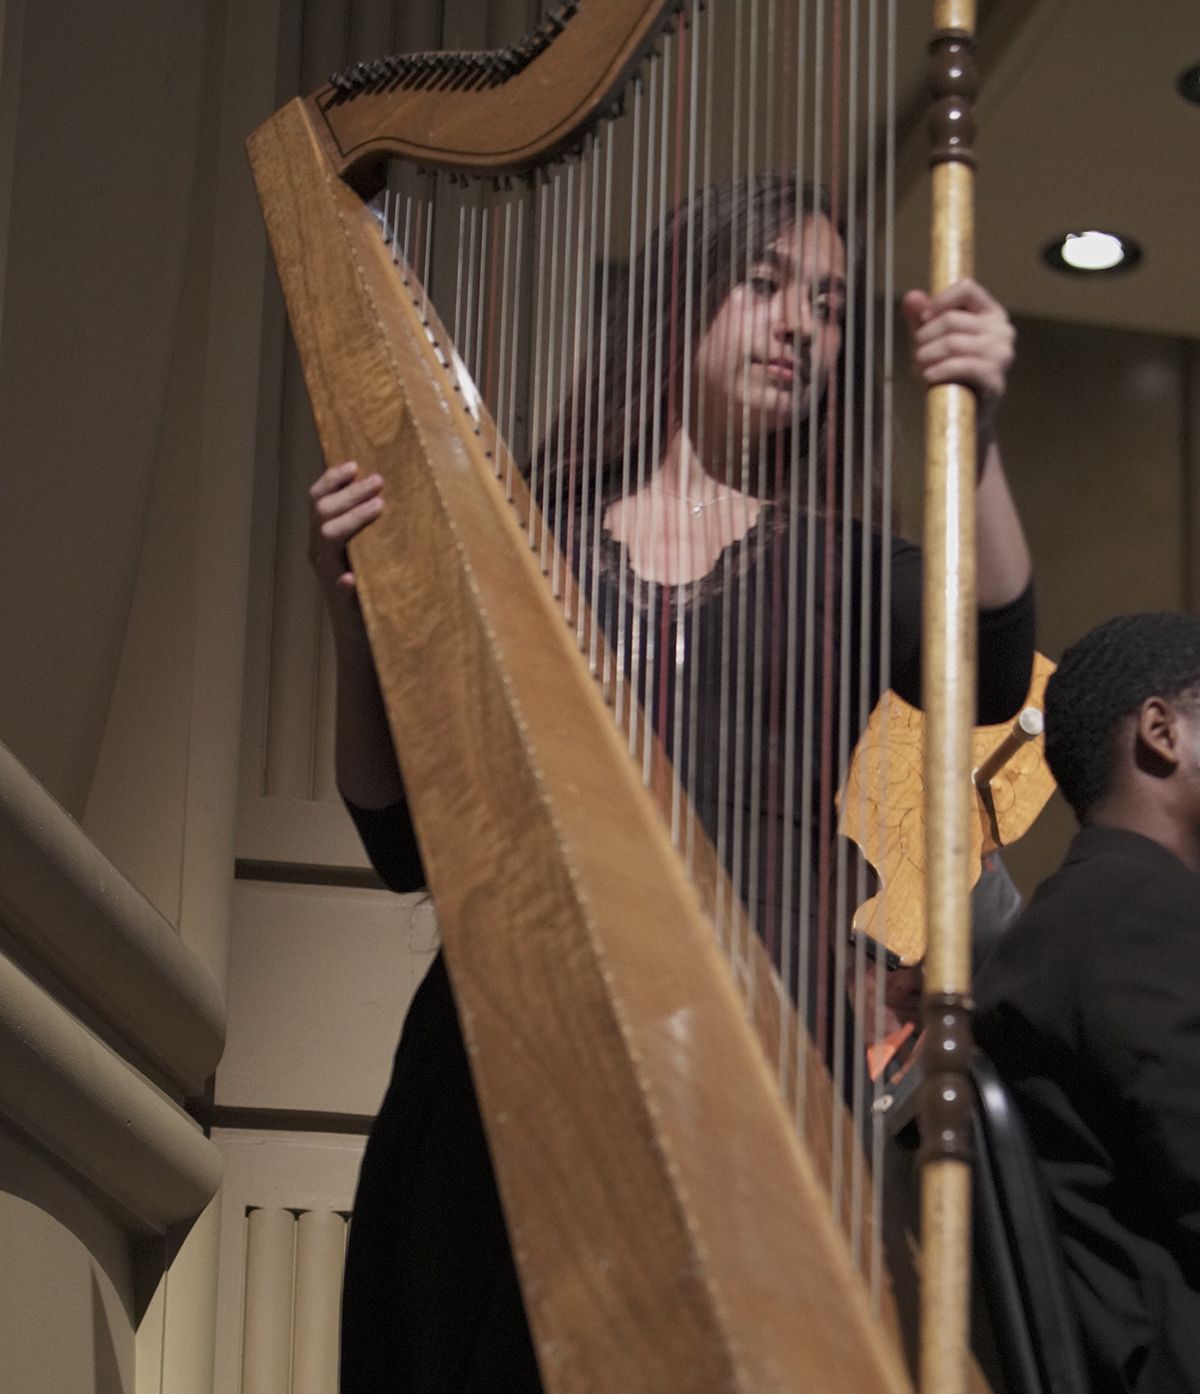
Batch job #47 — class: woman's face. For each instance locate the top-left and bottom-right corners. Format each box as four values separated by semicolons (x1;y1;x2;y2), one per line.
693;213;847;449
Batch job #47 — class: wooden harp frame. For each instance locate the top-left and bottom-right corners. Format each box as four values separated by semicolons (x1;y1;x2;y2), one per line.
247;3;982;1392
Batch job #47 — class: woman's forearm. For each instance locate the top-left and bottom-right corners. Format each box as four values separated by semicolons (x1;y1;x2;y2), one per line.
975;439;1032;610
333;622;406;811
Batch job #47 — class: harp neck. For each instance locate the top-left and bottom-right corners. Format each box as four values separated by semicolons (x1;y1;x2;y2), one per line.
308;0;677;189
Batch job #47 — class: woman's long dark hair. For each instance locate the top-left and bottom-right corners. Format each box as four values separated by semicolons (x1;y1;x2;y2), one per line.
534;175;882;522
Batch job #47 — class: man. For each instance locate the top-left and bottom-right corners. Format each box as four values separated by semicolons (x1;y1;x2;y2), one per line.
975;612;1200;1394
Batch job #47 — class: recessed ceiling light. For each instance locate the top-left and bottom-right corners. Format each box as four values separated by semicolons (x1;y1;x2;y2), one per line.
1178;63;1200;106
1042;231;1142;276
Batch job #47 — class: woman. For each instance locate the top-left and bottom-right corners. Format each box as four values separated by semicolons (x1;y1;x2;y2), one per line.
311;177;1033;1393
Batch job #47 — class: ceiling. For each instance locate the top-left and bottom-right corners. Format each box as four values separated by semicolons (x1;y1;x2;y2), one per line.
892;0;1199;341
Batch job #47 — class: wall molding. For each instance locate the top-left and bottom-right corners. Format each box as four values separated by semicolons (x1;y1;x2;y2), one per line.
0;740;225;1094
0;949;221;1234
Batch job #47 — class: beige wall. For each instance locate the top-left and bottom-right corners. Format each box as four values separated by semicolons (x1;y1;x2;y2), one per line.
994;318;1195;894
0;0;214;818
894;315;1198;895
0;1124;135;1394
0;0;267;1388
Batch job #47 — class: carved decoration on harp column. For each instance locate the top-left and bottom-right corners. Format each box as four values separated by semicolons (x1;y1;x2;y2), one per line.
927;29;978;168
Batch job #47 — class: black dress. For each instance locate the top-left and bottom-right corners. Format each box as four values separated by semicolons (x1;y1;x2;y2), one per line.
340;512;1035;1393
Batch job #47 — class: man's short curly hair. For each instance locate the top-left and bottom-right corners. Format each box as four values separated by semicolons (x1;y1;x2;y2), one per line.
1044;613;1200;823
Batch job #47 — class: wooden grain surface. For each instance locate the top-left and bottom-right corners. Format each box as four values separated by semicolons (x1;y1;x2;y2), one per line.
313;2;674;184
247;93;916;1394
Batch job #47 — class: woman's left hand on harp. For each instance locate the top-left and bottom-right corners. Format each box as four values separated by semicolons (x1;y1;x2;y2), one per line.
901;278;1015;447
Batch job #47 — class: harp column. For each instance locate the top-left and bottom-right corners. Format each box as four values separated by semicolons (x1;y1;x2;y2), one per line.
920;5;978;1394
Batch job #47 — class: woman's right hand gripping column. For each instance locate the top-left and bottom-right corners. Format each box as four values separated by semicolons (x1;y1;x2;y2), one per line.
308;461;404;810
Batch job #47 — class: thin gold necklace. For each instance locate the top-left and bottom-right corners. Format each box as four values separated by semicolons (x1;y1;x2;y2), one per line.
656;488;737;518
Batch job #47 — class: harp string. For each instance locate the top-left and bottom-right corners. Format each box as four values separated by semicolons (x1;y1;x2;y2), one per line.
760;0;785;986
612;74;641;725
796;0;825;1140
872;0;900;1313
452;204;467;363
744;0;767;1011
669;5;699;848
527;177;549;551
808;0;836;1187
547;166;565;590
482;200;502;471
776;0;803;985
683;0;717;884
715;0;742;981
652;34;675;788
574;135;598;643
833;0;860;1231
642;39;670;789
855;0;882;1285
505;198;524;499
549;161;571;602
463;197;477;404
589;133;615;676
628;54;658;767
493;199;512;479
538;172;560;572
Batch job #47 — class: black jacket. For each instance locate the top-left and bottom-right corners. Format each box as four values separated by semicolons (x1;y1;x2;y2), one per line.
975;825;1200;1394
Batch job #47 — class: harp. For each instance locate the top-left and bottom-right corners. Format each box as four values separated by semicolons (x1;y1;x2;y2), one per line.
247;2;987;1390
